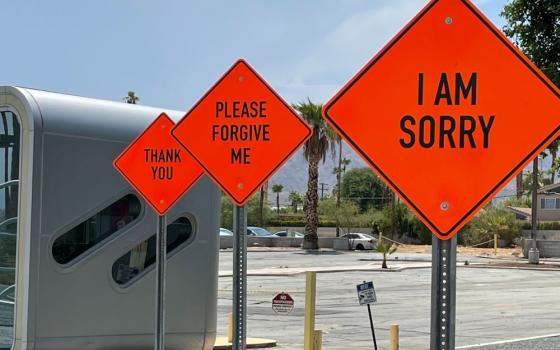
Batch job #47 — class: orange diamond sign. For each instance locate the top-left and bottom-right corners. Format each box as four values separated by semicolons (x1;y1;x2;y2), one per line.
323;0;560;239
114;113;204;215
172;60;311;206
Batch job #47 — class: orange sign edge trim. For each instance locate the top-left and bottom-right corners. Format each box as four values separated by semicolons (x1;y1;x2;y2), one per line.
322;0;560;240
171;59;312;207
113;112;204;216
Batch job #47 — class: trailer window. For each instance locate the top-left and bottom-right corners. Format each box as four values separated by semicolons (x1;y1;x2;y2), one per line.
0;111;20;350
52;194;141;264
112;217;193;285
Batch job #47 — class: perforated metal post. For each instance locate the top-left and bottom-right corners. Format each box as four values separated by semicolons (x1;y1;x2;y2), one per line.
155;215;167;350
430;235;456;350
233;206;247;350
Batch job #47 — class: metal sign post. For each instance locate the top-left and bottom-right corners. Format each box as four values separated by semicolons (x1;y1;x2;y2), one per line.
113;114;204;350
366;304;378;350
155;215;167;350
357;281;378;350
233;205;247;350
430;235;457;350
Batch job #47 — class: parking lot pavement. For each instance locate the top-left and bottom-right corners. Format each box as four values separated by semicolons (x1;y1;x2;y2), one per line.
458;335;560;350
218;250;560;350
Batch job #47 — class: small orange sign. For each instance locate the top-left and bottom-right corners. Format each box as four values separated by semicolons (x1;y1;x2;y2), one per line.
172;60;311;206
323;0;560;239
114;113;204;216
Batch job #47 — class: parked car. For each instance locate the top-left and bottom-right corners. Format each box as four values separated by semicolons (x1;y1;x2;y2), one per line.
273;230;304;238
246;226;273;236
219;228;234;236
340;233;377;250
0;284;14;327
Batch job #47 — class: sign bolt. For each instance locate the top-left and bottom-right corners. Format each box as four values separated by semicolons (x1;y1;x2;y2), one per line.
237;182;244;189
445;16;453;25
440;201;449;211
238;75;244;82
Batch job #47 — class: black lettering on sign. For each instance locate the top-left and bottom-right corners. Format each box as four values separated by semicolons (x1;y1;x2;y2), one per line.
211;124;271;141
151;166;173;180
231;147;251;164
434;73;452;105
215;100;268;118
399;115;416;148
455;73;477;105
143;148;182;162
398;115;494;149
143;148;182;180
433;72;478;106
401;72;492;149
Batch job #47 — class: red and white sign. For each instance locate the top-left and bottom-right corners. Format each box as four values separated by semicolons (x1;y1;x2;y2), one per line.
323;0;560;239
114;113;204;215
172;59;311;206
272;292;294;315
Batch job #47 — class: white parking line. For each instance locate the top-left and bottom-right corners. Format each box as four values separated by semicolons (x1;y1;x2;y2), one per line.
457;333;560;349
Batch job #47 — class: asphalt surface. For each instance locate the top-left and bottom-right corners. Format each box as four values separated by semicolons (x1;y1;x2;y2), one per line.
458;335;560;350
218;249;560;350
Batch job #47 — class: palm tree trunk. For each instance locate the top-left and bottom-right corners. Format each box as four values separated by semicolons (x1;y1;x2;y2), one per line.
516;172;523;198
551;150;557;183
303;156;320;249
336;141;342;237
382;254;388;269
276;193;280;213
259;186;265;226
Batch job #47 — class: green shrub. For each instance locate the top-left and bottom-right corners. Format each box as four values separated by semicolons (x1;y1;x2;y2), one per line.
459;205;521;246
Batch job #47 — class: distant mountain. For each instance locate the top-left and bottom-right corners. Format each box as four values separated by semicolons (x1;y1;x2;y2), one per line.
268;141;554;206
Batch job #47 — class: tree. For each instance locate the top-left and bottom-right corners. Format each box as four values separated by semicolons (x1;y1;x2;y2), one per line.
547;139;559;182
272;184;284;213
123;91;140;104
258;182;268;226
293;99;337;249
288;191;303;213
333;138;351;237
375;240;397;269
502;1;560;192
341;167;389;212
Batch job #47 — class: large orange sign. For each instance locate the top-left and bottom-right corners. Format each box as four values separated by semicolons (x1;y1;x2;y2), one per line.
323;0;560;239
114;113;204;215
172;60;311;206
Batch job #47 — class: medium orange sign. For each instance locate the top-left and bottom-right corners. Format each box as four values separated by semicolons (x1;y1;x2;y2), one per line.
114;113;204;215
172;60;311;206
323;0;560;239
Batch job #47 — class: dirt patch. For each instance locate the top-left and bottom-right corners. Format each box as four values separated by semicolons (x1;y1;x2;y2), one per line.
394;244;522;257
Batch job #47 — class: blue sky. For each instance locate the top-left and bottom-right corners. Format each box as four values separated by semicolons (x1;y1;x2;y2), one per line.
3;0;507;111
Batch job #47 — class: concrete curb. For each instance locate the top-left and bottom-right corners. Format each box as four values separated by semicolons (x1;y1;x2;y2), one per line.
214;336;277;349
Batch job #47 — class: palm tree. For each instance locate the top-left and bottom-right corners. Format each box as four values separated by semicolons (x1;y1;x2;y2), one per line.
548;139;559;183
288;191;303;213
258;182;268;226
123;91;139;104
272;184;284;213
375;240;397;269
293;99;337;249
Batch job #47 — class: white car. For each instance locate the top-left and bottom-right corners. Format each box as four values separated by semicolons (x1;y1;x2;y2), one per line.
340;233;377;250
273;230;304;238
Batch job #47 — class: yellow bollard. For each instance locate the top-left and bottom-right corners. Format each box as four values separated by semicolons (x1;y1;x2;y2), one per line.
304;271;317;350
494;234;498;255
313;330;323;350
390;323;399;350
227;312;233;343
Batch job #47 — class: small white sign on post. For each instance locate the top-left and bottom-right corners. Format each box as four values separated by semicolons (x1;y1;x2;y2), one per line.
357;281;376;305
